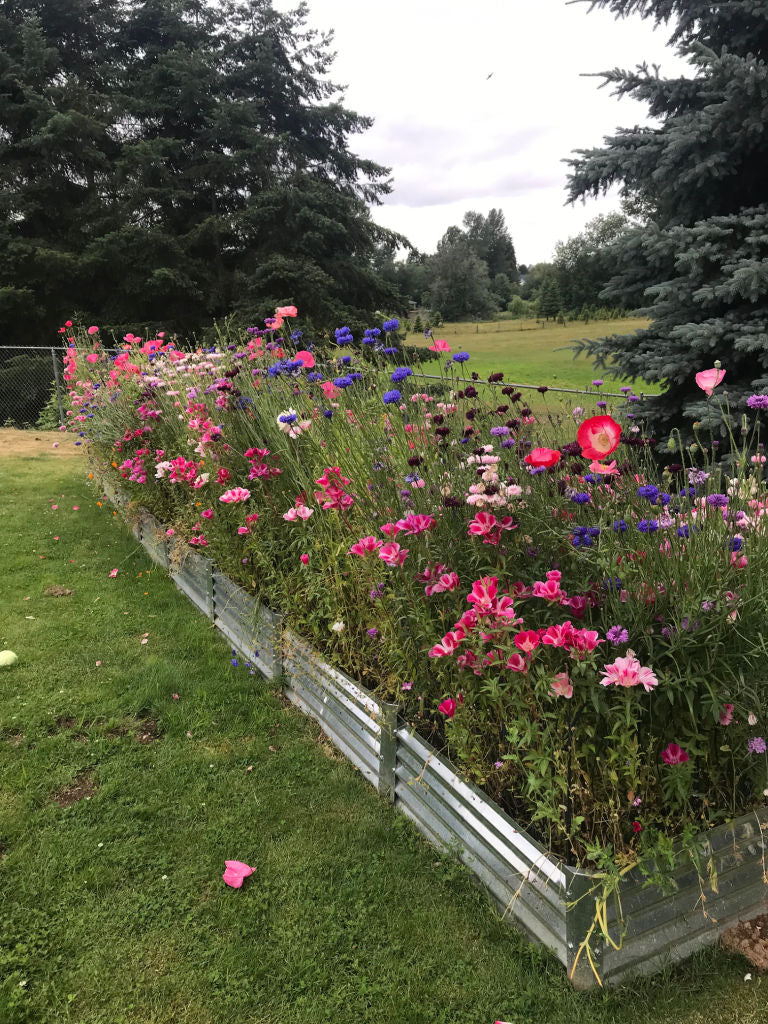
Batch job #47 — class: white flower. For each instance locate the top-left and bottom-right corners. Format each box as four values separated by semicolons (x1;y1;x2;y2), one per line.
331;621;345;633
749;713;758;726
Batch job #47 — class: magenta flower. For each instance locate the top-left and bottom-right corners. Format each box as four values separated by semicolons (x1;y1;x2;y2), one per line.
348;536;383;557
378;542;409;566
719;703;734;726
660;742;689;765
438;698;457;718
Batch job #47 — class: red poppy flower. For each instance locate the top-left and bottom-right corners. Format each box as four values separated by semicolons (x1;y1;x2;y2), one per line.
524;447;561;469
576;415;621;460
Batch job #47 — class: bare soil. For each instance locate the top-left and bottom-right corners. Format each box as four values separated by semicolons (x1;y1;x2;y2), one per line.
722;914;768;970
0;427;84;459
52;770;97;808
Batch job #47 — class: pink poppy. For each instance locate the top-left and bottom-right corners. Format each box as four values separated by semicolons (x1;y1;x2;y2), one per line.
295;350;315;368
87;326;99;334
86;353;100;363
275;305;298;317
524;447;561;469
660;742;689;765
577;415;621;460
428;338;451;353
320;380;339;399
695;367;725;396
588;459;619;476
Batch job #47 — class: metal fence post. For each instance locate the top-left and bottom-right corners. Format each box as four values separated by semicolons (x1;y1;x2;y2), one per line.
378;702;399;803
50;347;65;426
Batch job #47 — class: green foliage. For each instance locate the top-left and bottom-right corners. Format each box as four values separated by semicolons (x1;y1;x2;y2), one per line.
0;0;404;344
552;214;631;311
568;0;768;438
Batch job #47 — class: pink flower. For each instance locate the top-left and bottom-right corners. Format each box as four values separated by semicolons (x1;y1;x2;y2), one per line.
428;629;466;658
86;353;99;363
550;672;573;699
320;380;340;400
695;367;725;396
275;305;297;317
524;447;561;469
532;578;565;602
428;338;451;353
505;652;528;672
468;511;497;537
513;630;540;653
577;415;621;460
378;542;409;566
541;622;575;648
719;703;734;726
201;508;214;519
173;693;179;700
438;698;457;718
300;553;309;565
219;487;251;504
660;742;689;765
165;528;175;536
588;459;619;476
395;513;435;535
295;350;315;368
237;526;250;535
87;325;99;334
600;655;658;692
109;568;119;578
349;536;383;556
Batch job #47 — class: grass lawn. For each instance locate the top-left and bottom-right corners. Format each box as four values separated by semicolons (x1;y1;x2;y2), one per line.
409;317;659;396
0;436;764;1023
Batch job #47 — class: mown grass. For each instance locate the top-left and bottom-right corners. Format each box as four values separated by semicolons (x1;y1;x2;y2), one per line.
0;448;764;1024
410;317;658;394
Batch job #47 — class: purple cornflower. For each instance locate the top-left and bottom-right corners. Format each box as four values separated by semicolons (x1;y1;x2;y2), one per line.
637;485;660;502
701;600;715;611
688;469;710;485
706;494;729;508
596;401;607;409
571;492;592;504
383;389;402;404
382;318;400;332
391;366;413;383
620;386;632;394
748;737;767;755
747;395;768;409
490;426;510;436
638;519;659;532
592;379;604;387
452;352;470;363
606;626;629;645
367;628;379;638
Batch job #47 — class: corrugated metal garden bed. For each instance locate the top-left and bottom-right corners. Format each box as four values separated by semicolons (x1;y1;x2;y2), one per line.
126;499;768;988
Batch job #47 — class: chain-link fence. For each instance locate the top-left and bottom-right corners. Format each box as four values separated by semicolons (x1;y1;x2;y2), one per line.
0;346;68;429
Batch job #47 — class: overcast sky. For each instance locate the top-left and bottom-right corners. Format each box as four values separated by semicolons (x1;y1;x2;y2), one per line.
273;0;688;265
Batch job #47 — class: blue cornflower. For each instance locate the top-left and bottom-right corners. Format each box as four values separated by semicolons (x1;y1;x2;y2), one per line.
583;473;597;484
323;409;333;418
571;492;592;504
278;412;298;423
677;525;690;538
290;331;303;341
404;473;421;484
350;372;363;381
679;486;696;498
306;372;322;383
333;375;354;388
381;347;398;356
382;318;400;332
362;327;381;344
338;355;352;365
391;367;413;383
637;519;659;532
602;577;623;591
501;439;515;448
707;493;729;508
452;351;470;363
572;534;592;548
334;326;353;345
613;519;627;532
637;485;659;502
231;658;239;667
728;536;743;552
383;389;401;404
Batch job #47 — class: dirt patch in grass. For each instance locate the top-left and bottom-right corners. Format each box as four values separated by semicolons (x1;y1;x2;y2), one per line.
722;914;768;971
52;770;97;808
44;584;74;597
105;716;162;744
0;427;84;459
6;732;24;747
53;715;77;731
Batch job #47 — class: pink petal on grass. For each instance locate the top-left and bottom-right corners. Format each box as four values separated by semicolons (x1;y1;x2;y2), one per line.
109;569;119;578
222;860;255;888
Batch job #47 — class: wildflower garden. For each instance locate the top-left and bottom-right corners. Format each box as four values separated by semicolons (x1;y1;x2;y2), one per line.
62;311;768;930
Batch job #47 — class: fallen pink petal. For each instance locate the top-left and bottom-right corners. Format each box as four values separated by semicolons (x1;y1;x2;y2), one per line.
222;860;255;889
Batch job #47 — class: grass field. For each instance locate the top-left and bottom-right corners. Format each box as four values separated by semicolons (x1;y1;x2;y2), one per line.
410;317;658;395
1;436;765;1023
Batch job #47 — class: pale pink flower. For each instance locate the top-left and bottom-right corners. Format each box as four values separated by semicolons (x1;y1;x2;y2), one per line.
550;672;573;699
219;487;251;504
695;367;725;396
600;654;658;692
719;703;734;726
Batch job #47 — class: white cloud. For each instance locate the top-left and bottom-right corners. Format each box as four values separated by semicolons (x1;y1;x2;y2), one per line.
274;0;689;262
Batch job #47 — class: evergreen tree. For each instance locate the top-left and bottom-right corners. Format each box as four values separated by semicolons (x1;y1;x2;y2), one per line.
536;275;562;321
0;0;403;345
462;209;518;280
426;230;495;321
568;0;768;438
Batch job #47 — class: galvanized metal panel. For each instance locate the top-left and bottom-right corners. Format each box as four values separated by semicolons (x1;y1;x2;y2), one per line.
284;664;380;752
283;644;382;739
397;728;566;890
283;630;381;717
138;510;169;568
394;778;568;966
212;573;280;678
395;744;565;922
285;683;380;787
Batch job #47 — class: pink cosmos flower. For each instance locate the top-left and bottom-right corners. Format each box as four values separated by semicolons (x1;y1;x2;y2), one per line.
349;536;383;556
550;672;573;699
695;367;725;396
378;542;409;566
600;654;658;692
660;742;689;765
219;487;251;504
